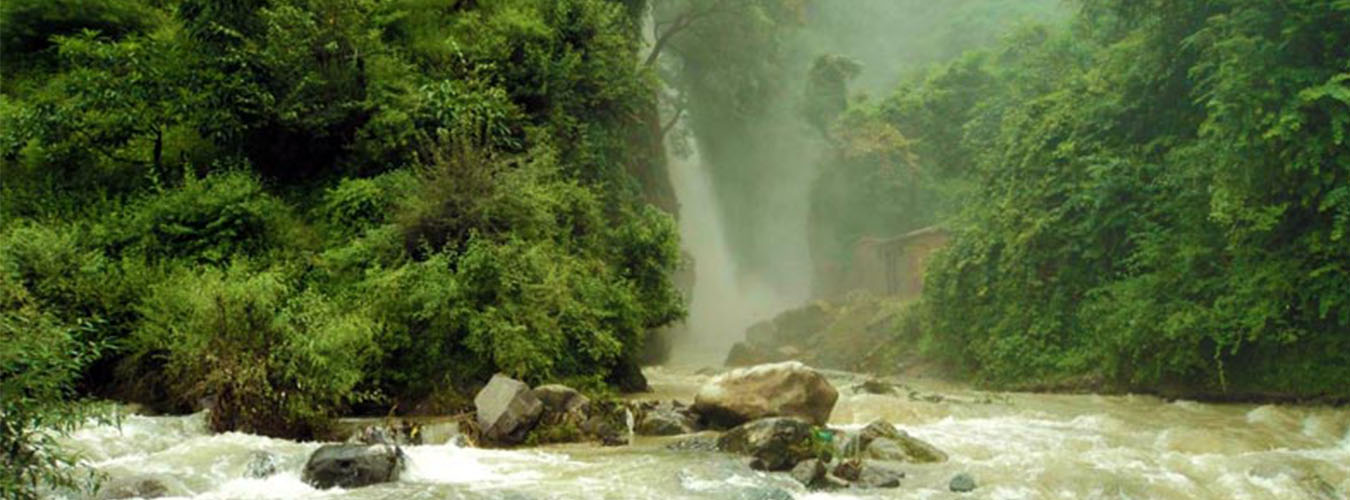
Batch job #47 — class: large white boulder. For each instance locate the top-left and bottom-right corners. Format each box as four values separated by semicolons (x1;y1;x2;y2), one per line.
693;361;838;427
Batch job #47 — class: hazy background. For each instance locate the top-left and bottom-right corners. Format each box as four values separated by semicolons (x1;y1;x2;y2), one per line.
656;0;1068;364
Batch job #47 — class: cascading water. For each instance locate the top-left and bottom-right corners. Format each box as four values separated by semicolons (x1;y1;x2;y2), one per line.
662;129;800;365
645;13;806;366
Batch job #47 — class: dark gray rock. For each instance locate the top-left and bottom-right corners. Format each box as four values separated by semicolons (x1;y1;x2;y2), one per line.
474;373;544;445
832;458;863;482
716;417;818;471
578;400;630;446
790;458;834;489
950;472;977;492
532;384;589;416
244;450;279;479
302;444;404;490
857;463;904;488
636;408;697;436
666;435;719;452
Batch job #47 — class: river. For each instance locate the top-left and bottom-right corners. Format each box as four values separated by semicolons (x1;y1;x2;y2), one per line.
59;366;1349;499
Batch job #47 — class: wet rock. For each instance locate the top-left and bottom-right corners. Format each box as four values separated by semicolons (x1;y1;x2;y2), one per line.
636;408;697;436
852;378;896;395
716;417;819;471
845;419;947;463
949;472;977;492
666;435;719;452
579;400;629;446
532;384;590;416
693;361;839;428
832;458;862;482
302;443;404;489
474;373;544;445
244;450;279;479
790;458;827;486
856;463;904;488
862;437;906;461
97;475;172;499
791;458;852;490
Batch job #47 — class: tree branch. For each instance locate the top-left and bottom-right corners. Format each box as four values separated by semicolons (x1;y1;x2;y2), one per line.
644;0;744;67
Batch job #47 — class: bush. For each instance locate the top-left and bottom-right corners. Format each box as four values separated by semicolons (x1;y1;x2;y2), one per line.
126;171;301;262
131;262;376;438
0;272;108;499
318;171;415;238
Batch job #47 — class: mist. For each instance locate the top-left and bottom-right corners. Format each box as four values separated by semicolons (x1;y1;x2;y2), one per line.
653;0;1067;365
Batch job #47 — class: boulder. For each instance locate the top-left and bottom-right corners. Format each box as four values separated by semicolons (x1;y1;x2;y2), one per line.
474;374;544;445
579;400;630;446
302;444;404;490
244;450;279;479
949;473;977;492
716;417;819;471
831;458;863;482
846;419;947;463
789;458;847;490
532;384;590;416
857;463;904;488
862;437;906;461
636;408;697;436
790;458;826;486
693;361;838;428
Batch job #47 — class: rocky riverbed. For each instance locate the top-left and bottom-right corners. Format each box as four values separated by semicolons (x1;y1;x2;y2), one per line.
55;366;1350;499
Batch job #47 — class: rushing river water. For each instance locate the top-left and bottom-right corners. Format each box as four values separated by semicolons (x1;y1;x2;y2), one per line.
59;367;1349;499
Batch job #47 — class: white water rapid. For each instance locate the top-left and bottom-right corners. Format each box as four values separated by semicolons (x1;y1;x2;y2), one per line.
56;368;1350;499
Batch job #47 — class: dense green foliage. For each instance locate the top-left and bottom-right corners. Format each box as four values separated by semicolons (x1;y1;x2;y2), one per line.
1;4;682;484
843;0;1350;399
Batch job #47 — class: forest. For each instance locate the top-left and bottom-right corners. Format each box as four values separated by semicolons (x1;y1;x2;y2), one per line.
2;0;1348;497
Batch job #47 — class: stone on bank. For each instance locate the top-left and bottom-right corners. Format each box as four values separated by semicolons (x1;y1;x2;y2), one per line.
474;373;544;445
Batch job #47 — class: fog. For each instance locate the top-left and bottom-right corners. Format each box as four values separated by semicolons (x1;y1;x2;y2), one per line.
653;0;1067;365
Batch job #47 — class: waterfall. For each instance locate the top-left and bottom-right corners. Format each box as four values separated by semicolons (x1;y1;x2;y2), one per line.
642;8;800;366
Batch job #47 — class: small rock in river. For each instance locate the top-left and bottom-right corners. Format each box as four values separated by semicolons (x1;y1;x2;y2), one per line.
949;472;977;492
244;450;279;478
302;443;404;489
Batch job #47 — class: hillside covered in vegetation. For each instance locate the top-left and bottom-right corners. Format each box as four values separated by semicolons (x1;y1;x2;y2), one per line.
826;0;1350;400
2;0;686;491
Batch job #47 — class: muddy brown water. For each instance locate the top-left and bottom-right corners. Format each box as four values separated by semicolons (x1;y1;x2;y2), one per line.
56;366;1349;499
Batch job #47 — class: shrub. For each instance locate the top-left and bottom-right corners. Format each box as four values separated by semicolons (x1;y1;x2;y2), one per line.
0;272;108;499
319;171;415;238
131;262;377;438
126;171;298;262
